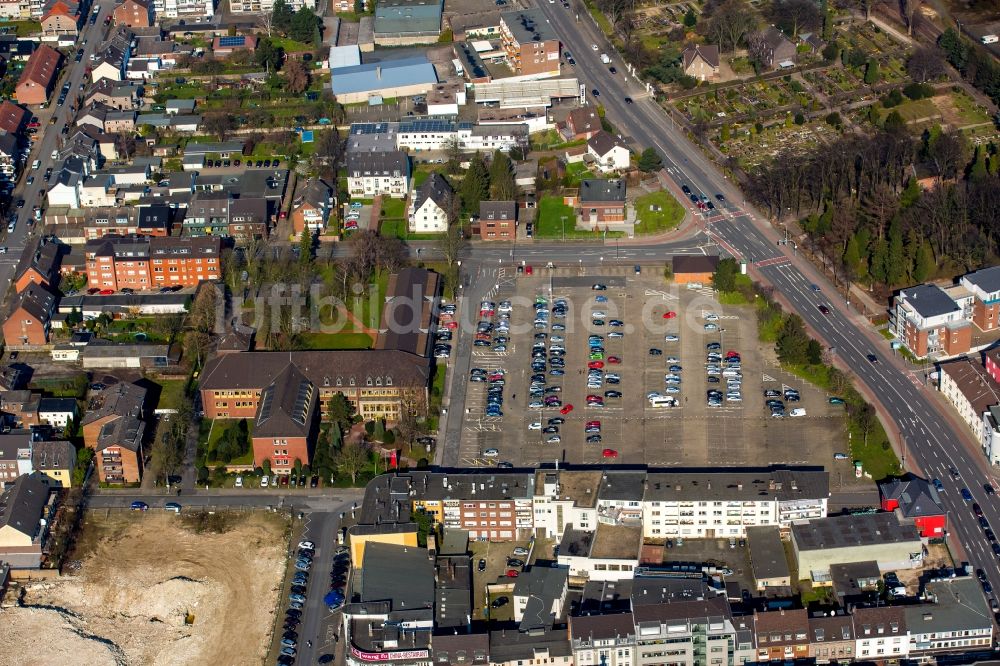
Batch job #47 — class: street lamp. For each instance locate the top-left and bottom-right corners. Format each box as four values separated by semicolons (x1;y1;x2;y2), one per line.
561;215;566;241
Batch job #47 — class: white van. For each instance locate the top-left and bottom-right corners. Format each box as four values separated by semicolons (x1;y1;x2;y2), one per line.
31;160;39;170
983;34;999;44
649;396;677;407
790;408;807;417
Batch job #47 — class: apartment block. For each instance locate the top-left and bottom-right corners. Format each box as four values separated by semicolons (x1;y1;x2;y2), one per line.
499;9;560;78
960;264;1000;331
891;283;971;358
83;235;221;290
938;355;1000;448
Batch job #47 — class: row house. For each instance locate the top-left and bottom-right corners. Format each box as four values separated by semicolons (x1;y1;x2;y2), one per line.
475;200;516;241
40;0;82;38
890;283;971;359
81;382;147;484
112;0;153;27
938;355;1000;458
15;44;61;106
395;119;528;153
2;282;56;346
635;597;755;666
153;0;213;19
412;472;535;541
83;204;171;239
183;194;269;239
83;234;221;290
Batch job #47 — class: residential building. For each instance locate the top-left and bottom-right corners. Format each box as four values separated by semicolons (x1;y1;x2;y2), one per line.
759;26;796;68
372;0;443;46
408;471;535;541
394;119;528;153
672;255;719;286
746;525;791;591
15;44;61;106
211;34;257;55
879;476;947;538
2;282;57;347
790;512;923;582
476;200;516;241
682;44;720;81
408;173;452;233
754;608;809;662
153;0;213;20
983;403;1000;466
250;363;318;474
829;561;881;605
199;350;431;425
83;204;172;239
807;614;855;664
489;626;572;666
0;431;34;484
635;596;754;666
853;606;908;661
291;178;334;234
499;9;560;78
1;391;40;428
30;439;75;487
40;0;81;37
532;469;602;541
183;194;269;239
891;283;971;359
0;472;53;569
84;78;141;110
80;382;146;484
959;264;1000;331
570;179;627;229
641;469;830;539
513;566;568;629
562;108;601;141
569;613;636;666
905;577;993;656
83;235;222;290
558;523;641;581
0;100;28;135
229;0;314;11
13;236;62;293
113;0;153;26
37;397;77;429
346;150;409;199
346;522;419;568
331;57;438;104
938;355;1000;445
587;131;630;173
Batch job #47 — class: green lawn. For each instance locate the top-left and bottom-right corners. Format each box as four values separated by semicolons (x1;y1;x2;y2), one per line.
380;218;443;241
565;161;593;186
298;332;373;349
151;379;188;411
205;419;255;466
878;98;939;124
380;197;406;219
535;196;625;239
271;36;315;52
0;20;41;37
634;190;685;235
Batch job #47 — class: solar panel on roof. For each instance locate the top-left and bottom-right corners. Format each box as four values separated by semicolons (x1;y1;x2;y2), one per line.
218;36;245;47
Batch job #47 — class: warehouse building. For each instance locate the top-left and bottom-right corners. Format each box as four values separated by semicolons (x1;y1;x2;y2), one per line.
791;513;924;582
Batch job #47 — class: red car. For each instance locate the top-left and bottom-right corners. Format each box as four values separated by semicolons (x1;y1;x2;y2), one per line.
26;121;39;129
586;395;602;402
445;321;459;329
99;289;115;295
607;356;621;364
602;449;619;459
506;569;520;578
586;420;601;428
588;361;604;369
560;404;574;415
663;311;677;319
726;350;740;358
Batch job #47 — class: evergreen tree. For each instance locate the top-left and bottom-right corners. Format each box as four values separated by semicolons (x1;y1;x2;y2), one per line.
776;315;810;364
488;151;516;200
899;178;921;208
913;241;935;282
683;8;697;27
971;144;989;180
870;238;889;285
806;338;824;365
887;220;905;286
843;233;863;277
637;147;663;172
989;153;1000;176
460;153;490;211
290;7;319;43
272;0;294;33
299;227;313;267
864;58;880;85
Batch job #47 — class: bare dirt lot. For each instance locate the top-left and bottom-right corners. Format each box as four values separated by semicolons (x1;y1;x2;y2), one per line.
1;511;288;666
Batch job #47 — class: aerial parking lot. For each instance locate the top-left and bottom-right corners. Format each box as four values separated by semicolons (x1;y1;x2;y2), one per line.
457;266;853;477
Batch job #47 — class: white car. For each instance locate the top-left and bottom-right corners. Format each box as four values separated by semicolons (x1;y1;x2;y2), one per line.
665;334;679;342
234;475;243;488
704;313;719;321
260;475;269;488
790;408;807;417
484;448;500;458
704;323;718;331
298;540;315;550
547;435;562;443
591;44;599;50
528;422;542;430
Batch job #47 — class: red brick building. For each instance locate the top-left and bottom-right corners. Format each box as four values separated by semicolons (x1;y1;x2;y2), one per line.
476;201;516;241
250;364;317;474
879;477;947;538
2;282;56;347
567;179;626;229
499;9;560;78
112;0;153;27
15;45;61;106
81;382;146;485
0;100;28;135
754;609;810;662
84;235;221;290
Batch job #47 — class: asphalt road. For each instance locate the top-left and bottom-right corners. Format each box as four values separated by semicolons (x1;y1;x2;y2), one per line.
0;1;114;290
519;0;1000;601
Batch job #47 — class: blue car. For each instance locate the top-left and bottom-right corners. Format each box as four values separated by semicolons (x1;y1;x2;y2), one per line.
933;478;944;492
130;501;148;511
962;488;973;502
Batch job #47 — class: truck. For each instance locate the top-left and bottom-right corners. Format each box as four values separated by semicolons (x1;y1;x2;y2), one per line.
983;34;999;44
600;53;611;64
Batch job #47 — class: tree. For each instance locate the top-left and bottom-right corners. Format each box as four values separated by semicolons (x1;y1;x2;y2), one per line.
488;151;517;200
925;128;968;179
776;314;810;364
298;228;313;267
336;441;369;484
72;447;94;487
683;7;697;27
327;392;355;437
184;331;211;369
637;147;664;172
768;0;820;38
373;419;386;441
912;241;935;282
712;257;740;292
272;0;294;33
115;132;137;160
284;58;311;94
863;58;880;85
883;110;905;132
806;338;823;365
460;153;490;212
887;220;905;286
290;7;319;43
66;307;82;327
203;113;236;141
706;0;759;53
255;37;284;72
262;458;272;476
907;46;947;82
